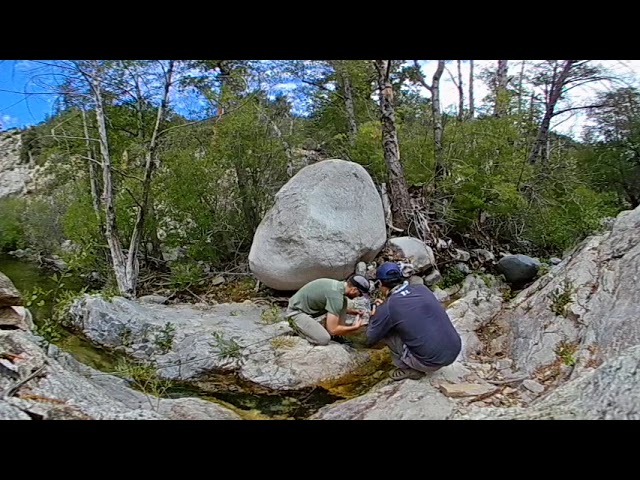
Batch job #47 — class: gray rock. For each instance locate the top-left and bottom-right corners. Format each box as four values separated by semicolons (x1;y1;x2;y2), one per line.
68;294;381;391
472;249;495;264
522;379;545;394
311;376;455;420
431;287;449;303
409;275;424;286
138;295;169;305
550;257;562;265
424;269;443;286
458;344;640;420
0;271;23;306
455;262;471;275
355;261;367;277
497;254;541;284
248;159;386;291
387;237;436;273
453;249;471;262
501;205;640;378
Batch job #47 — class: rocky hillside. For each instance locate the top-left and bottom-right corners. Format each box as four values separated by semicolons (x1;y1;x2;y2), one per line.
0;130;31;199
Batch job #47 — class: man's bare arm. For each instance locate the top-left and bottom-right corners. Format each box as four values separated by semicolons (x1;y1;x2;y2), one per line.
326;313;363;336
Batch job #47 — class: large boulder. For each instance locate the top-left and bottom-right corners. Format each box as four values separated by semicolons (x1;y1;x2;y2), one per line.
248;159;386;291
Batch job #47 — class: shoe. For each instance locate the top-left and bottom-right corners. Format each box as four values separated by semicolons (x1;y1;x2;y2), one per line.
389;367;425;381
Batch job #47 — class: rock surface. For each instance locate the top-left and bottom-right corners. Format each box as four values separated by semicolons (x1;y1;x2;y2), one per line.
68;294;384;391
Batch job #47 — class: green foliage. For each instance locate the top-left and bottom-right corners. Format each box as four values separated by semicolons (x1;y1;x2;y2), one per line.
549;282;574;317
153;322;176;354
113;358;172;399
437;266;467;289
210;331;244;364
555;341;577;367
27;271;88;345
0;197;27;251
168;261;203;291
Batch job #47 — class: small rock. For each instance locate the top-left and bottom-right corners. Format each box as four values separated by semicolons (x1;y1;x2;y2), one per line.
138;295;169;305
409;275;424;286
472;249;495;263
550;257;562;265
242;299;253;305
496;359;513;370
210;275;225;286
522;379;545;394
439;383;497;398
503;387;518;395
455;263;471;274
432;287;449;303
436;239;449;250
355;261;367;277
424;269;443;286
454;249;471;262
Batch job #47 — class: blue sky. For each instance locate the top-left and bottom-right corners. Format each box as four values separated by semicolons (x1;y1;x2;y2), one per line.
2;60;640;139
0;60;57;129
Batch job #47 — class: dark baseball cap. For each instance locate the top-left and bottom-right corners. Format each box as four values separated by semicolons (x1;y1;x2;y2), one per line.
376;262;403;281
348;275;371;295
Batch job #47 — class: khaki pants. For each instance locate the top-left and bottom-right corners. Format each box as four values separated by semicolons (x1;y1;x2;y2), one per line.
285;308;346;346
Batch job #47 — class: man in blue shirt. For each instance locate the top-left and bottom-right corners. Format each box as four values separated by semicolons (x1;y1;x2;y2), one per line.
367;262;462;381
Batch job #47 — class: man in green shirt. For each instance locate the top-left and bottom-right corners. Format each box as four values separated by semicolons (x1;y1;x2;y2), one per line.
285;275;371;346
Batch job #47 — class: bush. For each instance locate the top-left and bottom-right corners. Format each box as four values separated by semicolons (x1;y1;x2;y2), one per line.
0;197;27;251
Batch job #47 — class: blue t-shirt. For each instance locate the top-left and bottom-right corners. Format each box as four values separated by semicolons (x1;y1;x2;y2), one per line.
366;283;461;367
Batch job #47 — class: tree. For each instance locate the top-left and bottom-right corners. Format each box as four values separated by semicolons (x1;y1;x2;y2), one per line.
374;60;413;231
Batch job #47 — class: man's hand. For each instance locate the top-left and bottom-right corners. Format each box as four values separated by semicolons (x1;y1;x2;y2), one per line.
352;315;365;329
373;299;384;306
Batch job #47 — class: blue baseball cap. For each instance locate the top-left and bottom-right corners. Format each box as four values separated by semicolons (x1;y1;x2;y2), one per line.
376;262;403;281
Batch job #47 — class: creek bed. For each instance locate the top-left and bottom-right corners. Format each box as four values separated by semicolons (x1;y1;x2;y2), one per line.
0;253;390;419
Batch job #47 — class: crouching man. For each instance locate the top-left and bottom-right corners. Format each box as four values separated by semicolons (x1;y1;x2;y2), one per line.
367;262;462;381
285;275;370;346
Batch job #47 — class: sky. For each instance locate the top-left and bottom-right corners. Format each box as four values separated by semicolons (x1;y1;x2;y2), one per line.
2;60;640;140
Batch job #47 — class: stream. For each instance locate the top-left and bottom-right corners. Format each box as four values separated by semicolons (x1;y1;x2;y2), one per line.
0;253;380;419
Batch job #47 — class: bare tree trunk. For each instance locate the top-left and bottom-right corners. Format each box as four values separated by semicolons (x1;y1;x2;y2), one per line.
518;60;526;116
90;67;133;296
527;60;576;164
374;60;412;231
456;60;464;121
125;61;175;294
494;60;509;117
81;108;102;225
333;61;358;146
469;60;475;119
431;61;446;183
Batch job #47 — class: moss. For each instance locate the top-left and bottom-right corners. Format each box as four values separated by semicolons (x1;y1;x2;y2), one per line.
317;347;392;398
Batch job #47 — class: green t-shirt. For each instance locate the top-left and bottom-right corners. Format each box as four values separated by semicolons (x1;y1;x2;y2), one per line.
288;278;347;317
